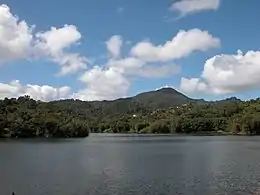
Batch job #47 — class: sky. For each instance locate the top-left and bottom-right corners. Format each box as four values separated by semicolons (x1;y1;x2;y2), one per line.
1;0;260;101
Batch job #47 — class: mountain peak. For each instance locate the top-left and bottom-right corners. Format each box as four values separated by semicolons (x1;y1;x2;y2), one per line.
133;87;191;109
156;87;179;94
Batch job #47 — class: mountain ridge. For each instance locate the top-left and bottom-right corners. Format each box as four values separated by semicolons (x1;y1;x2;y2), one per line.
48;87;204;118
1;87;258;137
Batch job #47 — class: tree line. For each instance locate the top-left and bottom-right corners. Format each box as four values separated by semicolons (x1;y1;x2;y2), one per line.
88;98;260;135
1;96;260;138
0;96;89;138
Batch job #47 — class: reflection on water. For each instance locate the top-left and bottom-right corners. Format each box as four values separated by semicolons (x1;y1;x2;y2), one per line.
1;134;260;195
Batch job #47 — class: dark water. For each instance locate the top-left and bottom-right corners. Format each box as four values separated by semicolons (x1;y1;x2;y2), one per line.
1;135;260;195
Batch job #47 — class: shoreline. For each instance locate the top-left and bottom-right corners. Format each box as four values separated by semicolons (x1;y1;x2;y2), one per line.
90;131;256;136
0;131;257;139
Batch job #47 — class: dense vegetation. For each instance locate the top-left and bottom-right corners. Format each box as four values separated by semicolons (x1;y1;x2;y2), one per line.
0;96;89;138
86;97;260;135
1;88;260;138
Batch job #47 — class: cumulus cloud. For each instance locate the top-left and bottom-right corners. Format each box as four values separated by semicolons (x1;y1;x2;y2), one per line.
0;5;34;63
180;50;260;95
0;80;71;101
130;29;220;62
106;57;145;73
75;30;219;101
0;4;87;75
105;35;123;59
107;57;180;78
36;25;82;54
170;0;220;16
73;66;130;101
0;4;221;101
135;64;181;78
35;25;88;75
180;77;208;94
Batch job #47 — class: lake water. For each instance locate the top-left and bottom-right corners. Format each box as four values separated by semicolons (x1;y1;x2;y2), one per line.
1;134;260;195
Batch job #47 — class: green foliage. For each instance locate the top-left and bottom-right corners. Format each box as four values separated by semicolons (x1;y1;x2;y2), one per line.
0;96;89;138
2;89;260;137
134;88;194;109
93;97;260;135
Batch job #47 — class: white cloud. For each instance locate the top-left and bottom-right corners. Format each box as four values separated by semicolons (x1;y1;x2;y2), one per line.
73;66;130;101
107;57;145;73
36;25;81;54
0;4;34;63
75;30;219;101
52;53;88;76
0;4;87;75
170;0;220;16
180;50;260;95
0;80;71;101
35;25;88;75
135;64;181;78
73;59;180;101
180;77;208;94
130;29;220;62
106;35;123;59
0;4;222;101
73;57;141;101
108;57;180;78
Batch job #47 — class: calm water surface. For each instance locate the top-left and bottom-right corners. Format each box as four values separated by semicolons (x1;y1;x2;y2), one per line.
1;134;260;195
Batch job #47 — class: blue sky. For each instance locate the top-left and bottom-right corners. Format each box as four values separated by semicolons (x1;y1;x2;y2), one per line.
1;0;260;101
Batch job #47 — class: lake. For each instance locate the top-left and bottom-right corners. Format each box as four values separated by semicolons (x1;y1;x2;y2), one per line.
1;134;260;195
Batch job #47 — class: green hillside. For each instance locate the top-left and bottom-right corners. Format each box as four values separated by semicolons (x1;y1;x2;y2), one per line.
1;88;260;137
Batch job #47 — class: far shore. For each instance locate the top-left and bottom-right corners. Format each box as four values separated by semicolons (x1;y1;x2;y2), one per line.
0;131;258;140
89;131;257;136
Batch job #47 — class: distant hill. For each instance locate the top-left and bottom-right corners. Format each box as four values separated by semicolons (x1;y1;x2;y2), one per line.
133;88;195;109
3;88;258;137
50;87;201;118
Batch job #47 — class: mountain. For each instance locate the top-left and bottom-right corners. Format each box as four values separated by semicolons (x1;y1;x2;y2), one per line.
50;87;199;118
133;88;195;109
3;88;254;137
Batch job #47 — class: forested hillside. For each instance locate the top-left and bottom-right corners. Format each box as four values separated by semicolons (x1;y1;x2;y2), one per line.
85;97;260;135
0;96;89;138
1;88;260;138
